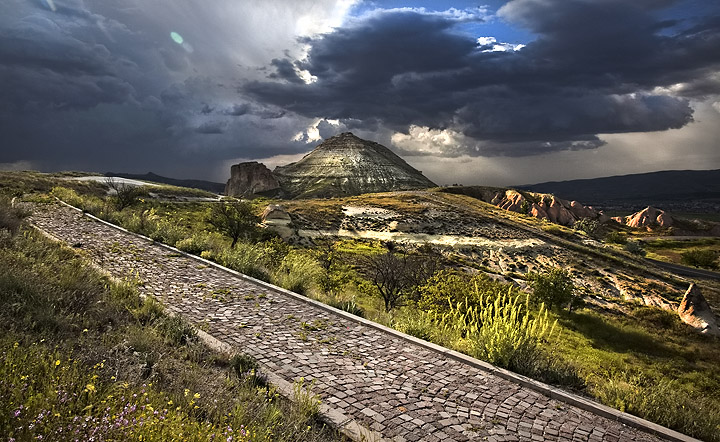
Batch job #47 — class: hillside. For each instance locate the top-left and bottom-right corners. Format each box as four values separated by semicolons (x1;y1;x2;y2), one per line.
105;172;225;194
272;132;436;198
519;169;720;212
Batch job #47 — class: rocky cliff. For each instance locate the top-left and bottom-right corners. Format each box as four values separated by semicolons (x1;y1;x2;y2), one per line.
273;132;436;199
225;162;281;197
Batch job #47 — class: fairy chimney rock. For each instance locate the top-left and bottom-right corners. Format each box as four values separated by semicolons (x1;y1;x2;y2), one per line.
678;284;719;336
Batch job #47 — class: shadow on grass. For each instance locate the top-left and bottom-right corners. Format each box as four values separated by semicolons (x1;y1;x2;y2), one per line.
558;310;679;358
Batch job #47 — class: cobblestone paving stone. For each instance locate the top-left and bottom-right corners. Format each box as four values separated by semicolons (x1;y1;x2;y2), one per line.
32;203;665;442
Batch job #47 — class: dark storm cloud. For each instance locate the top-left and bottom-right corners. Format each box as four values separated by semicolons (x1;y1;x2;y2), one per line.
247;0;720;156
0;0;319;179
195;121;226;134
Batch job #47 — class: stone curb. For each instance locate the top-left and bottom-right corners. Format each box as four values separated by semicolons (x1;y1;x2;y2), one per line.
54;200;699;442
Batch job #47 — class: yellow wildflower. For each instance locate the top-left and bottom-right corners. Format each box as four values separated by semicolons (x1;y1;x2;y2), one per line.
55;360;61;366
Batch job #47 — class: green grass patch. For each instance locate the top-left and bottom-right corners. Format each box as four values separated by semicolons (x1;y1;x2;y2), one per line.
0;222;341;441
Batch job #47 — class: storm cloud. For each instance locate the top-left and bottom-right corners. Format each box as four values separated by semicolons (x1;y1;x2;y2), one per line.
247;0;719;156
0;0;718;183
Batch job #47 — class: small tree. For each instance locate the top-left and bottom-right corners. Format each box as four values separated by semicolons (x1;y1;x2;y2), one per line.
528;267;575;311
681;249;718;270
573;218;600;236
360;251;412;312
105;178;143;210
207;201;260;247
624;240;646;256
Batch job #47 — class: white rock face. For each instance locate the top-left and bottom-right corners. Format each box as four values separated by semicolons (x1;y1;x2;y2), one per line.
273;132;436;199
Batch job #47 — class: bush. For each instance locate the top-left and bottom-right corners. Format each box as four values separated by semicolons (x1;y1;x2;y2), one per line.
271;251;323;295
681;249;718;269
573;218;600;236
155;315;198;346
624;240;646;256
437;290;557;374
392;310;436;341
148;219;185;246
527;268;576;310
175;232;225;255
215;243;269;281
416;270;517;315
327;298;365;318
0;196;29;235
206;201;261;247
230;353;259;378
591;374;720;441
604;231;628;245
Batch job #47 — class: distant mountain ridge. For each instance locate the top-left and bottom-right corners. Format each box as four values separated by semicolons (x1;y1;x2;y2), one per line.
105;172;225;194
519;169;720;212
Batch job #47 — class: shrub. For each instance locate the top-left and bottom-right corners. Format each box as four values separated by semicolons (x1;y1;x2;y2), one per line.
392;310;436;341
271;251;323;295
105;178;146;210
416;270;516;315
437;290;557;374
230;353;259;379
624;240;646;256
591;374;720;441
148;219;185;246
155;315;197;346
50;186;86;207
215;243;269;281
527;268;576;310
604;231;628;245
681;249;718;269
175;232;225;255
327;298;365;318
206;201;260;247
573;218;600;236
0;196;29;235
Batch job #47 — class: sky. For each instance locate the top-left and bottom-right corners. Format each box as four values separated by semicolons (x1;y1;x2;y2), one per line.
1;0;719;186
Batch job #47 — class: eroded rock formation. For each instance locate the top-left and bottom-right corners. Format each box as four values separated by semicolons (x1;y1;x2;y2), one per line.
273;132;436;199
677;284;719;336
613;206;674;229
225;162;280;197
453;187;607;227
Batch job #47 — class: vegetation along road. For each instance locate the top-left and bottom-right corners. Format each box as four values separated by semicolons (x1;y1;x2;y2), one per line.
31;202;683;442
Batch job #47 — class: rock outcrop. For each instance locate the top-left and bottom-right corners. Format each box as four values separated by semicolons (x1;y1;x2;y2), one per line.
445;187;607;227
225;162;280;197
273;132;436;199
678;284;719;336
260;204;294;238
613;206;674;229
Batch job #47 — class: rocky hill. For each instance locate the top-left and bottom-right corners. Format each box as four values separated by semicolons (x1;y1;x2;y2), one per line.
442;186;609;227
614;206;720;235
272;132;436;199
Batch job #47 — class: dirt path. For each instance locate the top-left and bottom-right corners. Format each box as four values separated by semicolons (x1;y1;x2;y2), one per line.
30;202;683;442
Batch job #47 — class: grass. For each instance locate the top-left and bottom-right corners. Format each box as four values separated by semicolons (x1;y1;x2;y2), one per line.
644;237;720;268
0;219;342;441
6;172;720;440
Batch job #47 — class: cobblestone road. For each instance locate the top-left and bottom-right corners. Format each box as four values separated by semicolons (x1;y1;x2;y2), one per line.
31;203;668;442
